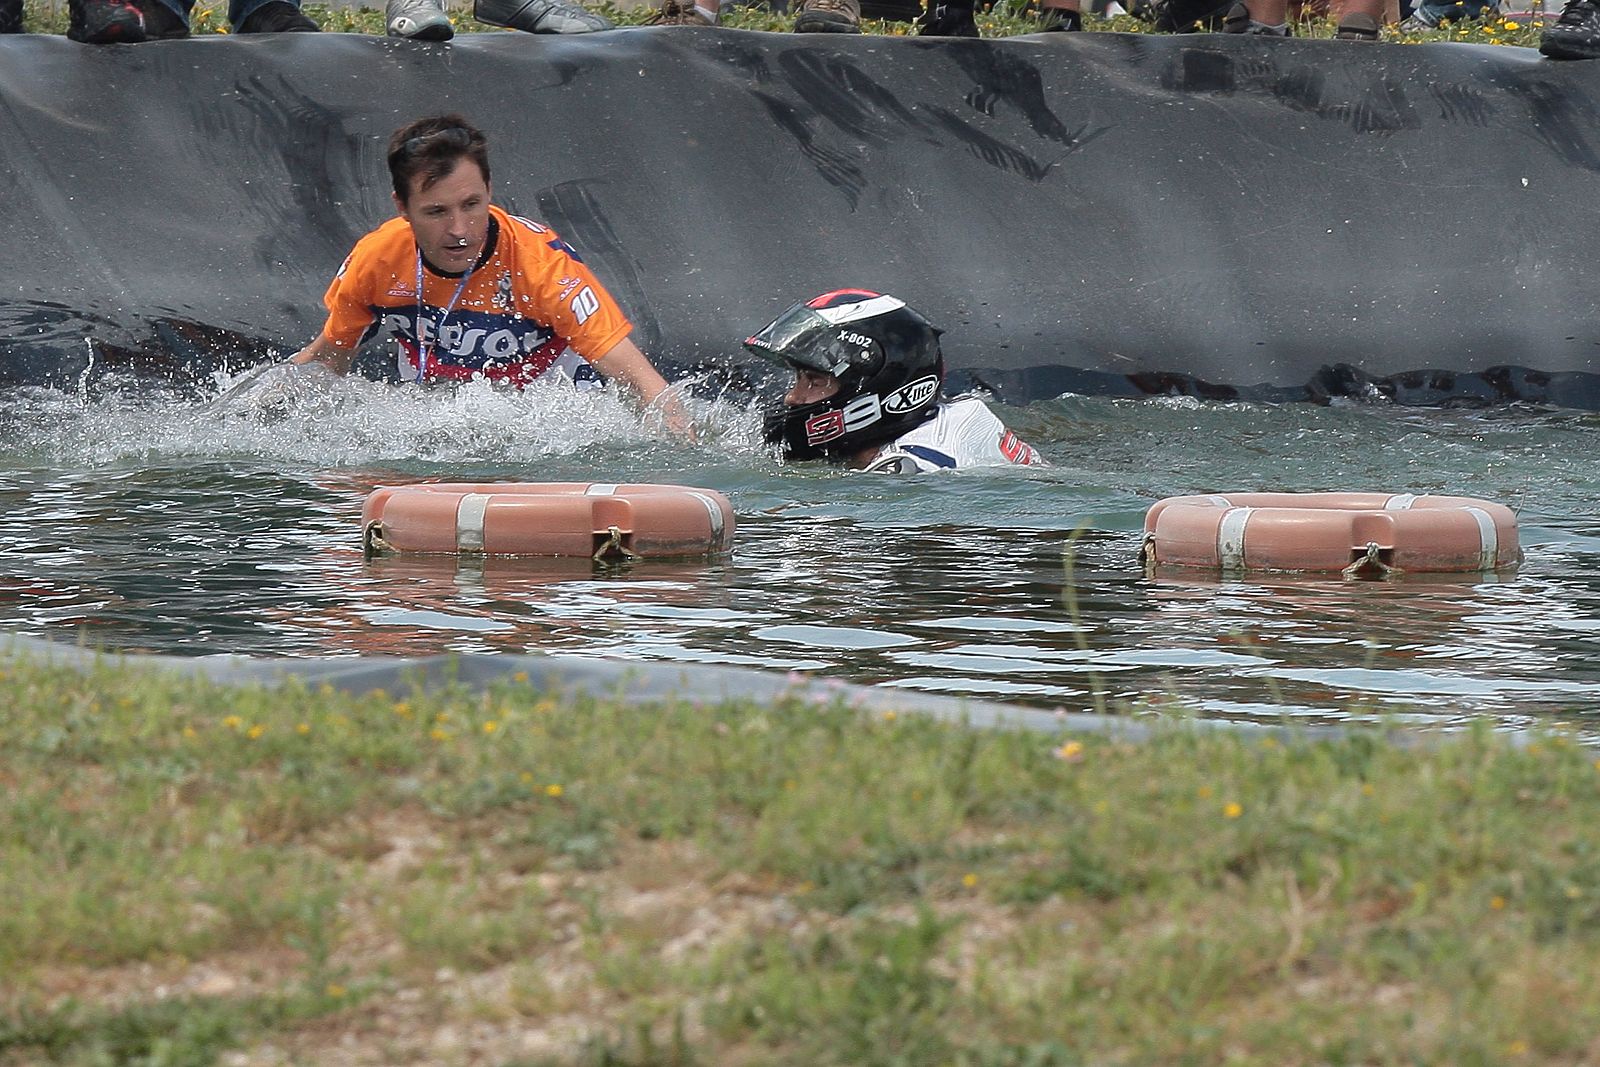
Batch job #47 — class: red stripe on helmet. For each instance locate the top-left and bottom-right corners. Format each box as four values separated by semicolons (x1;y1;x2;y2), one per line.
805;289;882;310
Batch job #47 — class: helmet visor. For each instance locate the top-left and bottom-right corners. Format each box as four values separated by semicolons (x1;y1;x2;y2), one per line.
742;304;871;377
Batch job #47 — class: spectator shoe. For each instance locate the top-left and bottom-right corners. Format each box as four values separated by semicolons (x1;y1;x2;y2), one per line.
236;1;320;30
137;0;192;37
1332;10;1379;37
474;0;614;32
388;0;455;37
917;0;978;32
1221;0;1288;32
68;0;146;42
795;0;861;31
647;0;715;23
1541;0;1600;57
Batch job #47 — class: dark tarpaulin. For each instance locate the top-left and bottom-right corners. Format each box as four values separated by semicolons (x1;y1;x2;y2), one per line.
2;29;1599;406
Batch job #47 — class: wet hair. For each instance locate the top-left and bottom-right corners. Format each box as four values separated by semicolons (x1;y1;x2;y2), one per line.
386;114;491;204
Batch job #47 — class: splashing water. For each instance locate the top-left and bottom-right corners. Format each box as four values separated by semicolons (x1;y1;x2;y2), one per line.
5;370;1600;734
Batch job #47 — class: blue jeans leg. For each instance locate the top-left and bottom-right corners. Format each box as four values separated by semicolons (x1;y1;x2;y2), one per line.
1413;0;1496;20
229;0;298;26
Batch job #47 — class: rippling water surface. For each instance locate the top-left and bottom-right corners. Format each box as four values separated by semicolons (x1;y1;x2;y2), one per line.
3;368;1597;732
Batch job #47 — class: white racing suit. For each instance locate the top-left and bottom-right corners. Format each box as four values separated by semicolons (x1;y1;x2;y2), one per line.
859;396;1045;474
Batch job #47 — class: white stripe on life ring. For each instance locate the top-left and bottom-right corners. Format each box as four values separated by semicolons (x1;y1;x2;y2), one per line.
1384;494;1418;510
1463;506;1498;570
1216;507;1253;571
686;491;725;542
586;484;620;496
457;493;491;552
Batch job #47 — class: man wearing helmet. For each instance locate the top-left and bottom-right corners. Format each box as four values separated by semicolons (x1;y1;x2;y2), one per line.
744;290;1044;473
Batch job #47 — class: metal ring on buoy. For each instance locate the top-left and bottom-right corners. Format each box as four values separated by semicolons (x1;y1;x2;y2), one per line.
1141;492;1520;575
361;483;735;560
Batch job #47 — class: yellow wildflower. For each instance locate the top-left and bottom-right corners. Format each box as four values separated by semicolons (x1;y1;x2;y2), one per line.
545;783;563;797
482;721;498;734
247;724;265;740
1223;802;1243;819
296;723;311;736
223;715;243;729
962;872;978;888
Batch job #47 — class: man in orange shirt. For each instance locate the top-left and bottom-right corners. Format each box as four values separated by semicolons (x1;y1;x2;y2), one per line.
291;114;686;434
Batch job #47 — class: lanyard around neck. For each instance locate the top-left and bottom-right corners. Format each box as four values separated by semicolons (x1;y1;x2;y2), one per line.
413;249;477;383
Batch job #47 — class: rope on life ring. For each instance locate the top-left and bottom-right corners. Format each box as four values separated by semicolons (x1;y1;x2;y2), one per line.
1141;492;1520;576
361;482;734;560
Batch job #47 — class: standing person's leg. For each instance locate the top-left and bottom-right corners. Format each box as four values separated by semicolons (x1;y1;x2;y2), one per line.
1332;0;1384;37
230;0;319;32
139;0;191;37
1;0;23;32
1223;0;1290;32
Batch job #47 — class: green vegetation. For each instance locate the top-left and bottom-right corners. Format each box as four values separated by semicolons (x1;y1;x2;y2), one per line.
15;0;1547;46
4;655;1600;1064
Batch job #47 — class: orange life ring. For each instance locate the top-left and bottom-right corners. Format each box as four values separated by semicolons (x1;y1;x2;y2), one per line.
362;482;735;560
1141;492;1519;574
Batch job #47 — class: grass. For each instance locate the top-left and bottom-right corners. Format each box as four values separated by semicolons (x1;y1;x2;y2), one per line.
4;654;1600;1064
13;0;1550;46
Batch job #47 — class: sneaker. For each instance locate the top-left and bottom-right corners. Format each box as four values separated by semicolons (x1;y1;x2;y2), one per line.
388;0;454;37
646;0;714;23
1396;7;1436;27
1;0;22;32
236;0;319;31
68;0;146;41
1221;0;1289;31
1541;0;1600;56
917;0;978;33
794;0;861;32
473;0;613;32
1333;9;1379;36
137;0;191;37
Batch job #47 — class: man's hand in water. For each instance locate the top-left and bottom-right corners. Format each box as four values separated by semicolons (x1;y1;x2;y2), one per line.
211;360;336;421
592;337;697;442
288;333;355;375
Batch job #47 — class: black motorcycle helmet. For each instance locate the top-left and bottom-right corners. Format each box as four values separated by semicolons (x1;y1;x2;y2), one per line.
743;290;945;462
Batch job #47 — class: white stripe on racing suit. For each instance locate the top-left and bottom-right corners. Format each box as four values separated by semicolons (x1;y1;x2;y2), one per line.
860;396;1045;474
